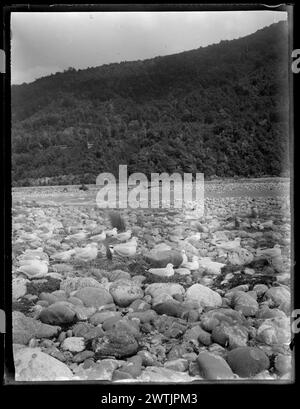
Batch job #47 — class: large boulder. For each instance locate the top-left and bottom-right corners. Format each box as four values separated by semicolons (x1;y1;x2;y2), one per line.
13;311;61;345
197;352;235;380
144;249;183;268
226;347;270;377
74;286;113;308
109;279;144;307
92;330;139;359
39;301;76;325
14;347;74;381
185;284;222;309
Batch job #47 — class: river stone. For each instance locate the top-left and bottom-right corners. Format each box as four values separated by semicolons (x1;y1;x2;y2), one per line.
153;300;186;318
274;354;292;376
145;283;185;299
39;301;76;325
60;277;102;295
185;284;222;309
109;279;144;307
228;248;254;265
89;311;121;326
145;250;183;268
226;347;270;377
264;286;290;307
75;359;119;381
119;355;143;378
138;366;199;382
197;352;234;380
231;291;259;316
60;337;86;353
13;311;61;345
92;330;139;358
164;358;189;372
256;316;291;345
74;286;113;308
72;350;95;363
211;321;249;349
129;299;151;312
127;310;157;323
14;347;74;381
12;277;29;300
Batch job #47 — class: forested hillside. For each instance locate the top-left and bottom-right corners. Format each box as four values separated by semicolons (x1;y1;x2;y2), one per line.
11;21;290;186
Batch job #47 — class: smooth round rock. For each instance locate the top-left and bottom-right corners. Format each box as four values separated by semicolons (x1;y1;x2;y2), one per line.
227;347;270;377
109;279;144;307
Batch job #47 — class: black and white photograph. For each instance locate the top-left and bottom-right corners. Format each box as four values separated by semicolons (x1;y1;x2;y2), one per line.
5;5;294;385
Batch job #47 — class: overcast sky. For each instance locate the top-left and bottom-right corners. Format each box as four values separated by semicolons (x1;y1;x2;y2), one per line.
11;10;287;85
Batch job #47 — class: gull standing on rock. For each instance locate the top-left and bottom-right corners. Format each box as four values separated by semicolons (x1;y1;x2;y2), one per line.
148;263;175;277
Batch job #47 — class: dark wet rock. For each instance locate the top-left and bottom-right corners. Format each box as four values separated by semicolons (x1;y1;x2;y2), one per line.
101;316;124;331
89;311;122;326
153;316;187;338
129;299;151;312
106;319;141;340
72;322;94;338
226;347;270;377
102;269;131;281
109;279;144;307
231;291;259;316
112;370;135;381
43;346;67;362
39;301;77;325
145;249;183;268
26;277;61;297
119;355;143;378
39;292;60;305
74;286;113;308
197;352;235;380
92;330;139;358
127;310;157;323
13;311;61;345
72;350;95;363
153;300;186;318
197;328;213;346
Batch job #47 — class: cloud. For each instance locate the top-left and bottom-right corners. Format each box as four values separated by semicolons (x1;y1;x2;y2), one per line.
11;10;288;84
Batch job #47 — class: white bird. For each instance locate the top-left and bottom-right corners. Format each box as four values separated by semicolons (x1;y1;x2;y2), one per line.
109;237;138;258
180;250;188;265
256;245;281;259
18;248;49;263
17;259;49;278
115;230;132;242
50;249;76;262
148;263;174;277
181;255;199;271
73;242;98;262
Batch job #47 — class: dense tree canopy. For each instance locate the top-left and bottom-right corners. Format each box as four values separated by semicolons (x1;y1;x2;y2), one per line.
11;21;290;186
